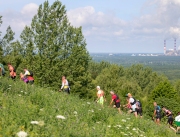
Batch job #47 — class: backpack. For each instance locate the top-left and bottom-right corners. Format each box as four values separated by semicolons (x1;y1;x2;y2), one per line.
28;70;33;77
114;94;120;102
130;97;136;105
137;101;142;108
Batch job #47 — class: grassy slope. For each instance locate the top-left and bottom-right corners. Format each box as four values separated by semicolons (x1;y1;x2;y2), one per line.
0;78;178;137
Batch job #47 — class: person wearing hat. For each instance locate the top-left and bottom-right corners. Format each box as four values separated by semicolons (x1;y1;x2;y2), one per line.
96;86;105;106
124;93;137;118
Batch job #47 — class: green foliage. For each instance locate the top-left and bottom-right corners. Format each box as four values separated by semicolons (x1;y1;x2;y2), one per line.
0;78;177;137
151;80;177;100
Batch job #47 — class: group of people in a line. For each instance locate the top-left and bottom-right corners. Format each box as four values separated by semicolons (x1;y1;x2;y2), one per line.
96;86;180;133
0;63;34;85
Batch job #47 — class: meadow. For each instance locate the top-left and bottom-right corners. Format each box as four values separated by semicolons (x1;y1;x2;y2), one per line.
0;78;178;137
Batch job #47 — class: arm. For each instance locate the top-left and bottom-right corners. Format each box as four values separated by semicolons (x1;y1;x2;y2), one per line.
109;99;114;106
61;81;64;89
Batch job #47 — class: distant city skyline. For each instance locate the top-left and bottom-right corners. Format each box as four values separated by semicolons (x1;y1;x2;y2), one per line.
0;0;180;53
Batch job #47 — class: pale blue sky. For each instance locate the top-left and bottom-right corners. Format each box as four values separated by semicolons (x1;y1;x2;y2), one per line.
1;0;180;53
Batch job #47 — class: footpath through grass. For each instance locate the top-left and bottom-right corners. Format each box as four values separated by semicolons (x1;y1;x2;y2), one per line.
0;78;178;137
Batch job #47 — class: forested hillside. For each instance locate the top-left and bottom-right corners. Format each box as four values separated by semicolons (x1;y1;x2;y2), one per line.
0;1;180;136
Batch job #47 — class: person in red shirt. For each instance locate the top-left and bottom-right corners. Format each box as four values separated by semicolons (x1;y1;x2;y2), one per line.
109;91;122;114
8;63;16;80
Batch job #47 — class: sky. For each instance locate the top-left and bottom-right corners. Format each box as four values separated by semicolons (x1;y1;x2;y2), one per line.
0;0;180;53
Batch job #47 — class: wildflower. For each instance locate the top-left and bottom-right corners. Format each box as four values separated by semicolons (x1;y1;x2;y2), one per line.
124;134;128;136
56;115;66;119
40;108;43;111
9;85;12;87
132;128;136;131
21;91;23;93
96;122;100;124
87;102;91;104
17;131;28;137
24;92;27;94
99;109;101;110
31;121;39;124
140;135;143;136
88;109;94;112
38;121;44;126
116;125;122;128
126;127;129;129
121;119;126;122
19;94;22;97
73;111;77;115
107;125;111;128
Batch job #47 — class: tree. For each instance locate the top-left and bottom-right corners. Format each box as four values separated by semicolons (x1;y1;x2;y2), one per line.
19;1;91;96
150;80;177;100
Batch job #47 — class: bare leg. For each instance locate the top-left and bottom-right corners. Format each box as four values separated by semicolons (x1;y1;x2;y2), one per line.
117;108;122;114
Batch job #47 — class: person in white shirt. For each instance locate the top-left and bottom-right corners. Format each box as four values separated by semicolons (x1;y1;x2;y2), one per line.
124;93;137;118
60;76;70;94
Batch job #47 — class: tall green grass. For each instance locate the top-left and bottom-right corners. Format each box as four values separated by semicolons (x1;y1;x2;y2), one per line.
0;78;177;137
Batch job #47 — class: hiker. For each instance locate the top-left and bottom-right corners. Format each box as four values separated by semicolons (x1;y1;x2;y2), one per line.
136;100;143;118
23;69;34;85
20;72;28;84
124;93;137;117
109;91;122;114
8;63;16;80
96;86;105;105
175;112;180;133
153;102;161;125
162;106;174;126
60;76;70;94
0;63;5;76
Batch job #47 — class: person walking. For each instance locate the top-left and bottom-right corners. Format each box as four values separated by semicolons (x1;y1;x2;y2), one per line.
60;76;70;94
20;72;29;84
109;91;122;114
153;102;161;125
23;69;34;85
124;93;137;118
8;63;16;80
96;86;105;106
162;106;174;126
136;100;143;118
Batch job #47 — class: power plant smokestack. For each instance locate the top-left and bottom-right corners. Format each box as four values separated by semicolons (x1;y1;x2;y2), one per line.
164;40;166;55
174;38;176;52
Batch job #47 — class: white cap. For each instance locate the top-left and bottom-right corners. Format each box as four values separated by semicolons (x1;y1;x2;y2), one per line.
96;86;100;89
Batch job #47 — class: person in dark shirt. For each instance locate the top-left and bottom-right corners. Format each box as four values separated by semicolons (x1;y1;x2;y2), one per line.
153;102;161;125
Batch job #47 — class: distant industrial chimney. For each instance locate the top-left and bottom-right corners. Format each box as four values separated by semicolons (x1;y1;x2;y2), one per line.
164;40;166;55
174;38;176;52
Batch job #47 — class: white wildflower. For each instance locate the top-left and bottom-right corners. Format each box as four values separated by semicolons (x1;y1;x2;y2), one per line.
17;131;28;137
38;121;44;126
107;125;111;128
40;108;43;111
126;127;129;129
132;128;136;131
121;119;126;122
116;125;122;128
21;91;23;93
124;134;128;136
96;122;100;124
87;102;91;104
73;111;77;115
140;135;143;136
9;85;12;87
31;121;39;124
19;94;22;97
25;92;27;94
56;115;66;119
